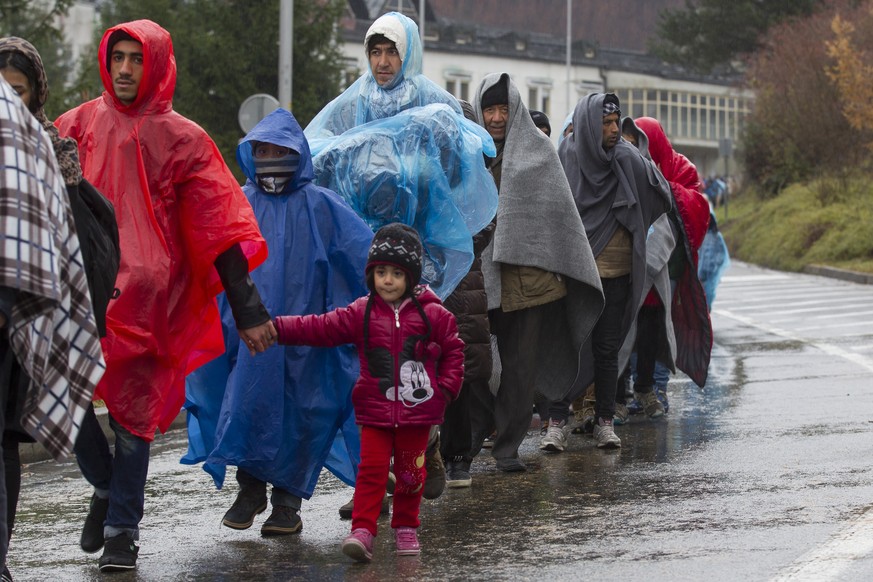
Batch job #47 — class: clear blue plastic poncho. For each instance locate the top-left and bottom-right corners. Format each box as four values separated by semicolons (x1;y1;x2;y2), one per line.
697;209;731;312
305;12;462;158
312;102;498;299
182;108;374;497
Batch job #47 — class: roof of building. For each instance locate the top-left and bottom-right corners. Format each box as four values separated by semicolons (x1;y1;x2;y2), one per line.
341;1;741;86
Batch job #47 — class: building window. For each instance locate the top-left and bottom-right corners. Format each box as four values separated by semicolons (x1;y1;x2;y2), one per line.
527;80;552;116
444;71;471;102
341;58;359;91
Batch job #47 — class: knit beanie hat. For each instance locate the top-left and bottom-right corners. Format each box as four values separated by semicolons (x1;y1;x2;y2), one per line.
480;77;509;109
366;223;423;288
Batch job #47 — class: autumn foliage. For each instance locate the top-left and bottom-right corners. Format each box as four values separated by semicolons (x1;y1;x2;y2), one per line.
741;0;872;195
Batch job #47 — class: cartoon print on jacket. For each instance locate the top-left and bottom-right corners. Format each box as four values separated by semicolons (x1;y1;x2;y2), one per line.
367;334;434;408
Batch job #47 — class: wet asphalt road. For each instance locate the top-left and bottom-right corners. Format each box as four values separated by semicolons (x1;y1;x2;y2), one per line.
8;261;873;581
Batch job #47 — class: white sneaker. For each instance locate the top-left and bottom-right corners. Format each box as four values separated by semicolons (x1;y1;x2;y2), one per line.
539;419;568;452
593;418;621;449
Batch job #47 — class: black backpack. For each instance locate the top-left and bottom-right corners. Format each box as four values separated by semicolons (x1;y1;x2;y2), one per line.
68;179;120;337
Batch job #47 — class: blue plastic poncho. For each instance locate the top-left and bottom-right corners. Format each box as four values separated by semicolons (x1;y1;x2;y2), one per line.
312;103;498;299
304;11;462;157
697;210;731;312
183;108;373;497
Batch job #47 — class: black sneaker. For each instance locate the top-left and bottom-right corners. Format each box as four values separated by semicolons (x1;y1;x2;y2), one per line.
98;533;138;572
260;505;302;536
81;493;109;553
222;488;268;530
445;459;472;488
2;563;13;582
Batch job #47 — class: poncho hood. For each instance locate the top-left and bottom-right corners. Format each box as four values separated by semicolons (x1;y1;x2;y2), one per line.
237;108;314;193
98;19;175;115
304;12;459;152
364;12;419;89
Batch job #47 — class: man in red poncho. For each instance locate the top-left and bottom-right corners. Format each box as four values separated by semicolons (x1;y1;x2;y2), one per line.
56;20;276;572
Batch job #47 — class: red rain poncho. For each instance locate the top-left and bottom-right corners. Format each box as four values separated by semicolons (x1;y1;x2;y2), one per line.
56;20;267;440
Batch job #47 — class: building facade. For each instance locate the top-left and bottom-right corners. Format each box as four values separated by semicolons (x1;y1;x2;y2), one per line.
341;0;751;177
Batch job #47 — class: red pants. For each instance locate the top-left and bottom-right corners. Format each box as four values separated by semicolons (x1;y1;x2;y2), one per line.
352;425;430;536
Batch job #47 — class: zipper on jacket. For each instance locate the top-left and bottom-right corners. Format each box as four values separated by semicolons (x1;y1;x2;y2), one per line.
393;302;402;426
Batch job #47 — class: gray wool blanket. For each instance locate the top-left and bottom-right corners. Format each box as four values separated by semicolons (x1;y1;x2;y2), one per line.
474;73;604;401
617;213;678;374
558;94;673;401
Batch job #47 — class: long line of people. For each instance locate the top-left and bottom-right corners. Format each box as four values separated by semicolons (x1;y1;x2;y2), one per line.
0;10;730;576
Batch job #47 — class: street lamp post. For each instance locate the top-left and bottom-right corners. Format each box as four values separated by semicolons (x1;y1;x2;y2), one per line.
279;0;293;110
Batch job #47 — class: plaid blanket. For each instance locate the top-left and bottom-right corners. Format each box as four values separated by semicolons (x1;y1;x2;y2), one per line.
0;79;104;460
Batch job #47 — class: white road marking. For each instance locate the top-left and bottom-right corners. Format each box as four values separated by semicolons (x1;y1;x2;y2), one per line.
769;507;873;582
715;309;873;374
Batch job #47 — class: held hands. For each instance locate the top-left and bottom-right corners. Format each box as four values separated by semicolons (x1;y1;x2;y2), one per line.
238;320;278;356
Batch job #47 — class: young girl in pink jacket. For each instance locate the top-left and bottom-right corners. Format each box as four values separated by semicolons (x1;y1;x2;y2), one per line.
274;223;465;563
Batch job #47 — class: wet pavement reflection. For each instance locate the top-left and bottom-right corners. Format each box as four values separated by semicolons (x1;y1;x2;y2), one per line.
9;264;873;581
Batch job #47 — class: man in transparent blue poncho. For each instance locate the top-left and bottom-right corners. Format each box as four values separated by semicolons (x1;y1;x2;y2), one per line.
305;11;462;155
183;108;374;536
305;12;497;302
305;10;498;502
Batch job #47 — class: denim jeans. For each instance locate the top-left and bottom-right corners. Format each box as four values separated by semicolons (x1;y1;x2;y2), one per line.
74;405;150;539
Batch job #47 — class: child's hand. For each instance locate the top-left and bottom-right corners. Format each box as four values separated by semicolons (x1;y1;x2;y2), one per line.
238;320;278;356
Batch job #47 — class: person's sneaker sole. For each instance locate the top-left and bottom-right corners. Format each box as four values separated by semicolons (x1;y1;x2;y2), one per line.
396;547;421;556
221;500;267;530
98;562;136;573
342;539;373;563
261;521;302;536
539;441;565;452
446;477;472;488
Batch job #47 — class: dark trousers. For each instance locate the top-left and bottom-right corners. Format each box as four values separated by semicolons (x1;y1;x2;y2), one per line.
489;301;557;461
441;379;492;462
632;304;664;394
592;275;630;421
74;404;150;538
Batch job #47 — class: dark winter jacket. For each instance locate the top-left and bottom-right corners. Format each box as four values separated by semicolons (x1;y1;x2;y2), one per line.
443;224;494;383
275;286;465;428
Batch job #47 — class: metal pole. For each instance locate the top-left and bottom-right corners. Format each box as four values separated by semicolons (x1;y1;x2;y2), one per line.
419;0;425;62
279;0;293;110
566;0;571;113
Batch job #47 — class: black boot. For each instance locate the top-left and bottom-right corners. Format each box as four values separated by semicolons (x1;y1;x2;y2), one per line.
80;493;109;553
222;479;267;530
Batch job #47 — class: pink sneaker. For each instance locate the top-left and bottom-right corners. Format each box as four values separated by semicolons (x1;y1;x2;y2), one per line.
342;528;374;563
394;527;420;556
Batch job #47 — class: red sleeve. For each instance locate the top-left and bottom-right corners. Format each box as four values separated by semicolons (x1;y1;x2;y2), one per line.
275;301;361;347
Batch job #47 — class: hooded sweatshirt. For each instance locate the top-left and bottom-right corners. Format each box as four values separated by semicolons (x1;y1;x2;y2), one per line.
56;20;267;440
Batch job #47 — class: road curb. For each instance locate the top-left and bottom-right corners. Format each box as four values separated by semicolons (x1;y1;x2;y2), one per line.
803;264;873;285
20;407;187;465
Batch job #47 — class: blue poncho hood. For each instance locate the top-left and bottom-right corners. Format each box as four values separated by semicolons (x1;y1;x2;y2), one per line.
184;108;373;496
237;108;313;191
304;12;461;156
